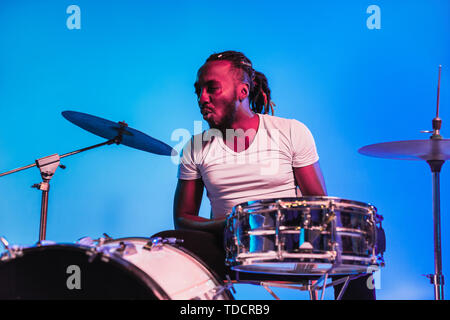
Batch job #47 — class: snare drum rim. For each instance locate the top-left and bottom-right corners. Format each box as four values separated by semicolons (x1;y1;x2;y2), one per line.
104;237;235;300
229;196;377;216
0;242;171;300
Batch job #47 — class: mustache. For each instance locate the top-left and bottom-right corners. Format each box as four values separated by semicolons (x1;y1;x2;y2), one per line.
200;106;214;115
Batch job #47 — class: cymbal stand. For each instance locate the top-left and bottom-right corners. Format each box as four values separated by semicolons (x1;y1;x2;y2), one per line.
0;138;121;242
423;65;445;300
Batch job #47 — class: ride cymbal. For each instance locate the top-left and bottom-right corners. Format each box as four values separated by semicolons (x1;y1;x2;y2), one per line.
62;111;175;156
358;139;450;161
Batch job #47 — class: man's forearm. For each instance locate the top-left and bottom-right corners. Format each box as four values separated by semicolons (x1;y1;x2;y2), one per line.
175;213;226;234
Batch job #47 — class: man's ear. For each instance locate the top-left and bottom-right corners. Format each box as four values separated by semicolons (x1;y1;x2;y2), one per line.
238;83;250;101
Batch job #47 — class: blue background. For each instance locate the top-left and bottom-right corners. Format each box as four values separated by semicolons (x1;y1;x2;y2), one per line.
0;0;449;300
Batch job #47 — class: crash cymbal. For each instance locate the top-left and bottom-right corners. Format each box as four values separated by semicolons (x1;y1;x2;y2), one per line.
358;139;450;161
62;111;175;156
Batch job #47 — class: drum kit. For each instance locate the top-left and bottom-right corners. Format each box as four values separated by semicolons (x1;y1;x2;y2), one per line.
0;67;446;300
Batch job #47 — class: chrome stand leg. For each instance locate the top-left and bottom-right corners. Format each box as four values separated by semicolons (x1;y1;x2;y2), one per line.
261;284;281;300
336;276;351;300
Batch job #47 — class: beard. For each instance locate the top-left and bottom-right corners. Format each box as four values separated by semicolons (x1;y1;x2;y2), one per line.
206;93;237;132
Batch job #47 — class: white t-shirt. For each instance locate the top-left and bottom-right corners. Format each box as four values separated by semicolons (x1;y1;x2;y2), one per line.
177;113;319;218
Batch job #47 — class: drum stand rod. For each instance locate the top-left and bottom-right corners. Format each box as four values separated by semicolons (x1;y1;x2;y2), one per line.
335;276;351;300
310;273;330;300
311;273;367;300
261;284;281;300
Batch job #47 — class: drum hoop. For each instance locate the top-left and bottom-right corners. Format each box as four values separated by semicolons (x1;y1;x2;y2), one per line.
104;237;235;300
235;252;376;265
237;251;335;261
7;242;171;300
231;197;376;215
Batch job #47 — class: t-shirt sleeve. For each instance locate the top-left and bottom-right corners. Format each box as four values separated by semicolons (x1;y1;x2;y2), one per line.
290;119;319;168
177;137;202;180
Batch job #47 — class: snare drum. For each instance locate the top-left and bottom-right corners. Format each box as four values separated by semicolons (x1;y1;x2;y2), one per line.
0;237;233;300
225;197;385;276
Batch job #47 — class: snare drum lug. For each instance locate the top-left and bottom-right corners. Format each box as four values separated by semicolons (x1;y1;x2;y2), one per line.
328;249;337;262
277;200;288;209
370;256;377;265
275;204;283;259
304;208;311;228
233;237;241;254
330;241;340;264
324;201;336;227
377;255;385;267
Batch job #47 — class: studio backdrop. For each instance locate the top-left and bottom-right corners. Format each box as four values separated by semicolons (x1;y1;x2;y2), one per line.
0;0;449;299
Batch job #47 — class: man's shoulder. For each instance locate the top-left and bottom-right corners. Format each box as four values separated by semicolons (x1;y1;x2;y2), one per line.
260;113;305;130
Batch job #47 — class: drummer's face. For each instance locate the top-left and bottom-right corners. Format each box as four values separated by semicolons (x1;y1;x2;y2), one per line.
195;60;239;130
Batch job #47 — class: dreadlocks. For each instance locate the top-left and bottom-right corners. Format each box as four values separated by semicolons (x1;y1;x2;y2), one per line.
203;51;275;115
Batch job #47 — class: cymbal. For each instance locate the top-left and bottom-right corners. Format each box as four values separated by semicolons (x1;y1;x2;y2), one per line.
62;111;175;156
358;139;450;161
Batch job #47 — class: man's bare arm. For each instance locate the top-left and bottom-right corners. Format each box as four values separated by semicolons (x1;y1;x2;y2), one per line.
293;162;327;196
173;179;226;233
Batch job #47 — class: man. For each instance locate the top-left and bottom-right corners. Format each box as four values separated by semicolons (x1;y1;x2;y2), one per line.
174;52;326;231
155;50;374;300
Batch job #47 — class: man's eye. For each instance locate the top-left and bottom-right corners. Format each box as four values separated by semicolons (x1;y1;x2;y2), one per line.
208;87;220;93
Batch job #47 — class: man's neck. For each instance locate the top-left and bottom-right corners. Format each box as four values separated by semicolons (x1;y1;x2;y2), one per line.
223;108;260;153
229;102;259;130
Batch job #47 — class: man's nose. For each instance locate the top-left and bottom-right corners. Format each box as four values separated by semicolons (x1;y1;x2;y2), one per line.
198;88;209;106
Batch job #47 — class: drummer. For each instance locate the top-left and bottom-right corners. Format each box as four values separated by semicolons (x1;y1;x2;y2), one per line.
155;50;373;300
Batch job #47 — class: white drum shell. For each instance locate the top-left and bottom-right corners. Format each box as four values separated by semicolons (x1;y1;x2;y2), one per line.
100;238;229;300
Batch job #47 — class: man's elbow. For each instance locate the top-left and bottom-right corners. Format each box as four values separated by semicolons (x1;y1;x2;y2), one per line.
173;212;194;230
173;212;184;230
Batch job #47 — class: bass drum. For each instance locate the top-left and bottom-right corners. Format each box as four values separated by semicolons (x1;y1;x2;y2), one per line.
0;237;233;300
